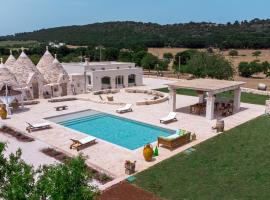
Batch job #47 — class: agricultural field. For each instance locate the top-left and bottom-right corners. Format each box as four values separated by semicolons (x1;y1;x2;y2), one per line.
148;48;270;90
0;40;39;47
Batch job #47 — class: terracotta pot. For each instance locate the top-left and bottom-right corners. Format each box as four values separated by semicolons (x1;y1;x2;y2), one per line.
143;144;153;162
0;106;7;119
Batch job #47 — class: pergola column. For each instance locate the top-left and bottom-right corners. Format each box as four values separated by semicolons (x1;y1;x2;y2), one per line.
206;93;215;120
233;87;241;113
198;91;205;103
169;87;176;112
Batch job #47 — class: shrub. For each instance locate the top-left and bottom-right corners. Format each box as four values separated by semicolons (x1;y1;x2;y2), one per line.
186;52;234;80
238;62;253;77
228;49;238;57
163;52;173;61
206;47;214;53
238;60;267;77
252;50;261;58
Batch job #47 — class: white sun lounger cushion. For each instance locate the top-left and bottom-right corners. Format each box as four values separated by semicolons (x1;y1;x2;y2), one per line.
79;136;96;144
116;104;132;112
160;112;176;121
30;122;51;128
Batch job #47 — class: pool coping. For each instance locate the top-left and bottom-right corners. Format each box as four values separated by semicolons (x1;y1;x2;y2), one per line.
45;109;177;152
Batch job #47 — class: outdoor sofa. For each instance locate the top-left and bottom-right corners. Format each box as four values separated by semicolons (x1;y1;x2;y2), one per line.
158;130;191;150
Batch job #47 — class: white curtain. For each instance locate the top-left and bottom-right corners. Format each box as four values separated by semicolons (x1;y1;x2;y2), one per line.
0;95;21;115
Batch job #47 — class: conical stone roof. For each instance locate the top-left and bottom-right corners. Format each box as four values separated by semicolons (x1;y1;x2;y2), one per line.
0;58;19;89
5;50;16;68
36;46;55;74
8;48;44;86
43;55;69;84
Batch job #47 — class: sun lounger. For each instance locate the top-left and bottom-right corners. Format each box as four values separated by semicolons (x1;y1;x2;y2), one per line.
26;122;52;133
70;136;97;151
116;104;133;113
160;112;177;124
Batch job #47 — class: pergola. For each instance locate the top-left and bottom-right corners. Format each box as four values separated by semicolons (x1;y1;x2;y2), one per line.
167;79;245;120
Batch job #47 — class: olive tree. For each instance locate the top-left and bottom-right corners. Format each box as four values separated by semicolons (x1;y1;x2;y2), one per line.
33;155;98;200
187;52;234;80
163;52;173;61
228;49;238;57
141;53;159;72
0;147;36;200
0;144;98;200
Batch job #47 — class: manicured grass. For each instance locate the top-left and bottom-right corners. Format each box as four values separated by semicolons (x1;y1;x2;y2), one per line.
156;87;269;105
134;115;270;200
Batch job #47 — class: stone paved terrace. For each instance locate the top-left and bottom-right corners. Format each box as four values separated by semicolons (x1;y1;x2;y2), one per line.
0;77;265;189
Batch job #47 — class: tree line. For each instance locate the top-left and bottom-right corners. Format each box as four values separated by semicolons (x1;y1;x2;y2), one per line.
2;19;270;49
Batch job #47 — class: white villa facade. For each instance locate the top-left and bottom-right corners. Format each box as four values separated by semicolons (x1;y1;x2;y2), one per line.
62;60;143;92
1;47;143;100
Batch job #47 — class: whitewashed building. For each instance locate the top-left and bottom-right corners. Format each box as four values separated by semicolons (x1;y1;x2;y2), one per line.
62;60;143;92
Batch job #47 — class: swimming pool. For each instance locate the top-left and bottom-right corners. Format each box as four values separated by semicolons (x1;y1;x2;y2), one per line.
47;110;174;150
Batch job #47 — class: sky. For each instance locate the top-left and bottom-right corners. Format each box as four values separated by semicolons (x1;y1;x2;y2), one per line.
0;0;270;36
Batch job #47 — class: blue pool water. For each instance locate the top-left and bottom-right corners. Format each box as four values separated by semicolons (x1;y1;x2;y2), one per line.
58;112;174;150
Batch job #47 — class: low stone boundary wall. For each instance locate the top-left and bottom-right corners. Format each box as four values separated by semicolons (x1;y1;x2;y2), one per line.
241;87;270;96
125;88;169;105
93;89;120;95
77;97;125;106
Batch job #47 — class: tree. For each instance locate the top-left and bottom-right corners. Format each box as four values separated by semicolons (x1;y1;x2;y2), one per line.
156;60;169;76
0;148;36;200
0;144;98;200
163;52;173;61
133;50;147;66
118;51;134;62
228;49;238;57
103;48;119;61
0;143;6;187
187;52;234;80
174;50;198;66
238;60;264;77
34;155;98;200
238;62;253;77
141;53;159;72
252;50;261;58
262;61;270;76
206;47;214;54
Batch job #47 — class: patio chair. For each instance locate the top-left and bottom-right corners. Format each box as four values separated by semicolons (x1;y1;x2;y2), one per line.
116;104;133;113
26;122;52;133
160;112;177;124
70;136;97;151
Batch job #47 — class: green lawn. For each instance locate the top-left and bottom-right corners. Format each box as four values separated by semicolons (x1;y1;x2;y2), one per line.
134;115;270;200
156;87;269;105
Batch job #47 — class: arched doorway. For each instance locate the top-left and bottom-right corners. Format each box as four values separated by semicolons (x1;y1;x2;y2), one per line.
115;75;124;88
128;74;136;86
101;76;111;89
32;81;39;99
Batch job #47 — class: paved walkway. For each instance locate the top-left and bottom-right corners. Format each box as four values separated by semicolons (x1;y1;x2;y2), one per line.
0;132;58;168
